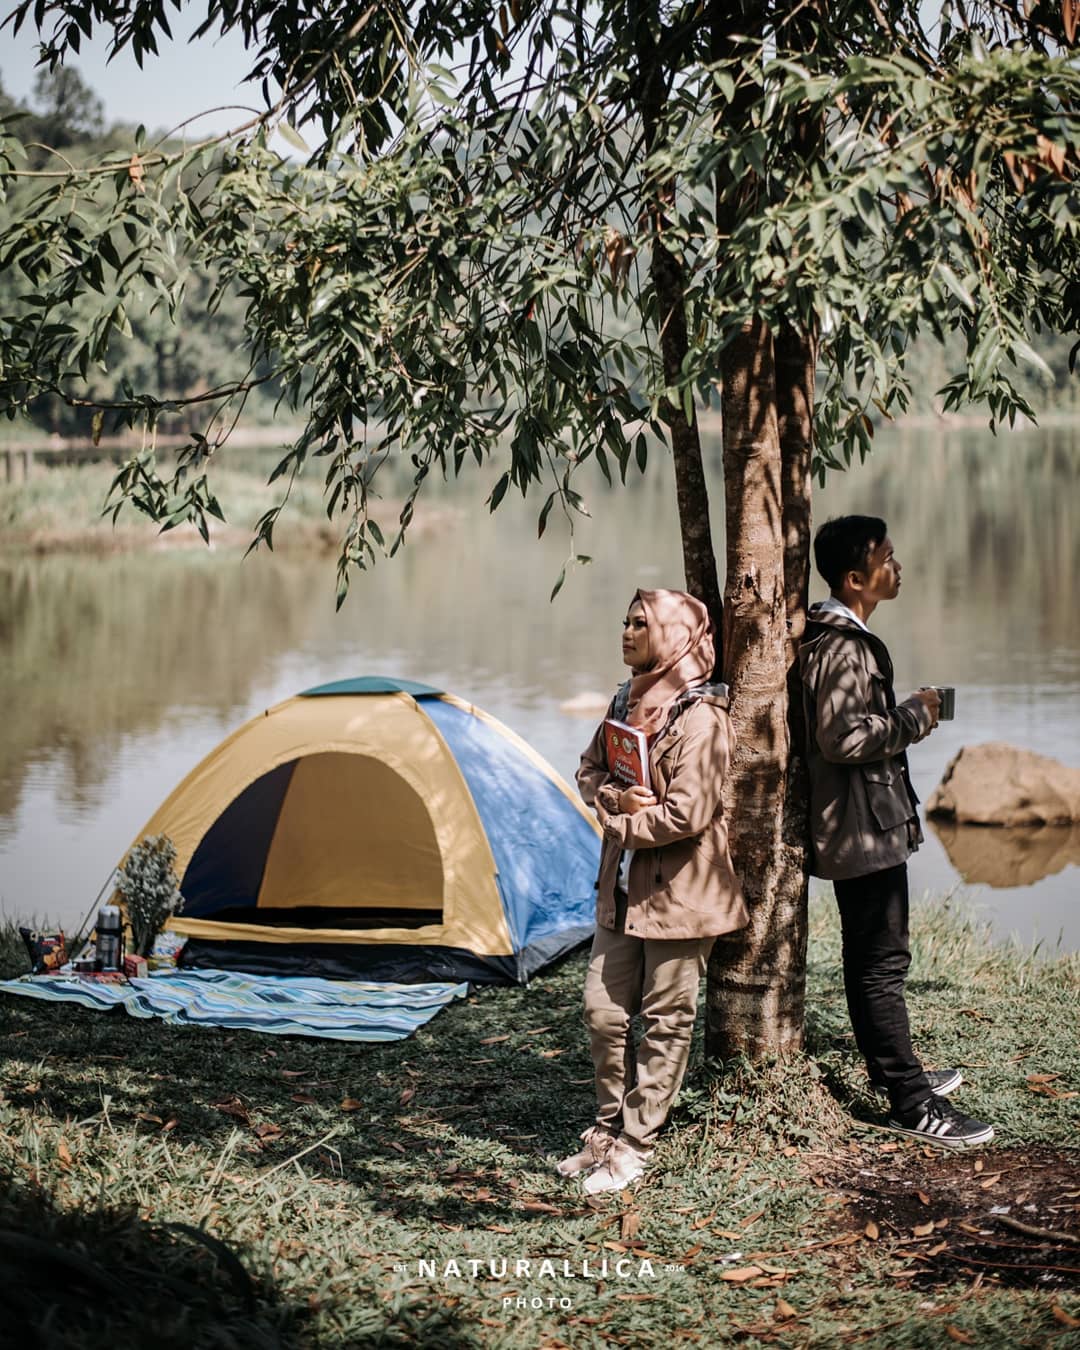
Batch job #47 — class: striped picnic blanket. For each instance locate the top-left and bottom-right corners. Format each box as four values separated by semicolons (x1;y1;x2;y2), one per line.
0;969;467;1041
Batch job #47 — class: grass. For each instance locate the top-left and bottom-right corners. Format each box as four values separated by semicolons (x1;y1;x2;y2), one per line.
0;897;1077;1349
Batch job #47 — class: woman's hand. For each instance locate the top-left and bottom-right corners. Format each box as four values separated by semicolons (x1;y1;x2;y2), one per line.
618;785;657;815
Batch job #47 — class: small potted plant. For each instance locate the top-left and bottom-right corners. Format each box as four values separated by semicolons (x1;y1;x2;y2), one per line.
115;834;184;958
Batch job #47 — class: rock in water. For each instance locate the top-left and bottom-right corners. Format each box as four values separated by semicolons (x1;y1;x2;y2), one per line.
927;742;1080;826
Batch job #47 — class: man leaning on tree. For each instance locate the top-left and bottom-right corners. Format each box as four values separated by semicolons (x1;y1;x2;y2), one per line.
799;514;995;1148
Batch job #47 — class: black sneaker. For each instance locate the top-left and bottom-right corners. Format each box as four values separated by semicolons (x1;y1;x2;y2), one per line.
871;1068;962;1098
888;1096;994;1148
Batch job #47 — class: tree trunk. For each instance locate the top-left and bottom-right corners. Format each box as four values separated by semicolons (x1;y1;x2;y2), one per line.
706;316;806;1057
634;1;724;645
650;240;724;640
775;318;816;1037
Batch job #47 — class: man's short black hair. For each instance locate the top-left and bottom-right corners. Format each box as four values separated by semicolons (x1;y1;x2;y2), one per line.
813;515;888;592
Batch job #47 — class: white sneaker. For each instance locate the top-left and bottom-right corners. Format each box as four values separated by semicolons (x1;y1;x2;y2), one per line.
581;1137;652;1194
556;1126;616;1178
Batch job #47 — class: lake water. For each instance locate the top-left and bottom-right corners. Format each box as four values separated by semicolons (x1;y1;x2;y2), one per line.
1;423;1078;951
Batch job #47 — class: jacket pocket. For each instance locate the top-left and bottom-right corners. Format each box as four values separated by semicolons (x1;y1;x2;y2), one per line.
861;762;913;832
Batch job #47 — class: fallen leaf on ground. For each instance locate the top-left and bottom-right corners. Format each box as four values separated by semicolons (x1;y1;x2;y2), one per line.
945;1325;975;1344
714;1229;744;1240
56;1139;72;1167
1052;1305;1080;1329
213;1097;250;1122
720;1266;764;1283
520;1200;563;1215
774;1298;798;1321
539;1049;564;1058
340;1098;363;1112
526;1026;554;1035
974;1160;984;1174
928;1241;949;1256
740;1209;766;1228
864;1221;880;1241
1026;1072;1062;1084
878;1142;899;1153
253;1122;283;1140
979;1173;1002;1189
621;1211;640;1242
136;1112;162;1124
486;1224;513;1234
290;1093;316;1105
913;1222;935;1237
279;1069;307;1078
399;1087;416;1106
479;1034;510;1045
692;1212;716;1230
917;1191;931;1205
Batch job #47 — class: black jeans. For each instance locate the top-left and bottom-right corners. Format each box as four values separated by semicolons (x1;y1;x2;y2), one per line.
834;862;932;1116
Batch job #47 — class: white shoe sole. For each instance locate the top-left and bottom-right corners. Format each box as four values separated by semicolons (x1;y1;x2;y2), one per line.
886;1121;994;1149
581;1167;646;1195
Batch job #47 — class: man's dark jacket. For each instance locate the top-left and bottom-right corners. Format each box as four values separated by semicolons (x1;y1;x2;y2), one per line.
799;603;933;880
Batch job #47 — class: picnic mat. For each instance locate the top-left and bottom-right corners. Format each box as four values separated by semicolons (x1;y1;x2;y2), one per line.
0;969;468;1041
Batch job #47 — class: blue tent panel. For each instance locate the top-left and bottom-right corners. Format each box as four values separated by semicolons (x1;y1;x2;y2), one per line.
421;699;598;957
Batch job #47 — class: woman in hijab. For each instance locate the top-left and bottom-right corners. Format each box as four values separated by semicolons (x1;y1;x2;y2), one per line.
559;589;749;1194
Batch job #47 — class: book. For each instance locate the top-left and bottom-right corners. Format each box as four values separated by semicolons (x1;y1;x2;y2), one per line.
603;718;651;791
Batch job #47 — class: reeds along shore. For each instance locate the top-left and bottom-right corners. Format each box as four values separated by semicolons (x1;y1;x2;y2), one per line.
0;899;1077;1348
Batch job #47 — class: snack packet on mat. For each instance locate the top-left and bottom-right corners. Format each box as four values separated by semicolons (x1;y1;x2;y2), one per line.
19;928;67;975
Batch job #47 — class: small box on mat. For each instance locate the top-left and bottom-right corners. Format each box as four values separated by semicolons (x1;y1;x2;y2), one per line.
75;970;127;985
123;954;148;979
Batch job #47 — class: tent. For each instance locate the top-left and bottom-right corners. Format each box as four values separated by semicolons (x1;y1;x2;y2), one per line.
123;678;601;985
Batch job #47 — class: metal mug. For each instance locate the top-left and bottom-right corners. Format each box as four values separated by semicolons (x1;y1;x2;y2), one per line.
933;686;956;721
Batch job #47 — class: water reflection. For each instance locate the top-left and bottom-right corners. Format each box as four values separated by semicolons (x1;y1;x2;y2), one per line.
929;818;1080;888
0;423;1078;947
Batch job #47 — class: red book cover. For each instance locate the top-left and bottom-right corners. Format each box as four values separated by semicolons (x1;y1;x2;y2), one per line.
603;719;651;791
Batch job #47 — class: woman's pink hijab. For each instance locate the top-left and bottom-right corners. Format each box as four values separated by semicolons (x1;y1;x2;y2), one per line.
625;588;715;738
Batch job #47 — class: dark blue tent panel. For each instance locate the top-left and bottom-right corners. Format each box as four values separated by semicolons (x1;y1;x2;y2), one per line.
183;761;297;915
302;677;443;698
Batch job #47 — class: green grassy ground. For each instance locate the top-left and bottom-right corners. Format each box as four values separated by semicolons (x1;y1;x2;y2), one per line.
1;898;1077;1349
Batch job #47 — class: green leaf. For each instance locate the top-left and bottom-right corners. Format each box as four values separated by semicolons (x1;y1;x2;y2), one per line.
488;471;510;512
278;122;310;154
1011;338;1053;380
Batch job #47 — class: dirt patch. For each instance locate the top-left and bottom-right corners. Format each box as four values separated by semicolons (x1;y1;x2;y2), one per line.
821;1143;1080;1290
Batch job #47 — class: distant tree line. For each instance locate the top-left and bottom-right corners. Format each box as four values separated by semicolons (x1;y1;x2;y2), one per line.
0;66;280;438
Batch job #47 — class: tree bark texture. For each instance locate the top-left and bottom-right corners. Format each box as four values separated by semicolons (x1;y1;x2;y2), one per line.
774;319;816;1022
706;315;807;1059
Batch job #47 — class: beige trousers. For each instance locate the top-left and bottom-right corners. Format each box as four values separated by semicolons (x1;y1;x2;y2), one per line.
583;915;714;1150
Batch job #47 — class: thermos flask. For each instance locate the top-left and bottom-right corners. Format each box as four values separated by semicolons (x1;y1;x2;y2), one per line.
97;905;123;971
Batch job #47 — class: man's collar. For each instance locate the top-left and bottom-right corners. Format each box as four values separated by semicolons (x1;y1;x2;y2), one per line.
815;596;870;632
